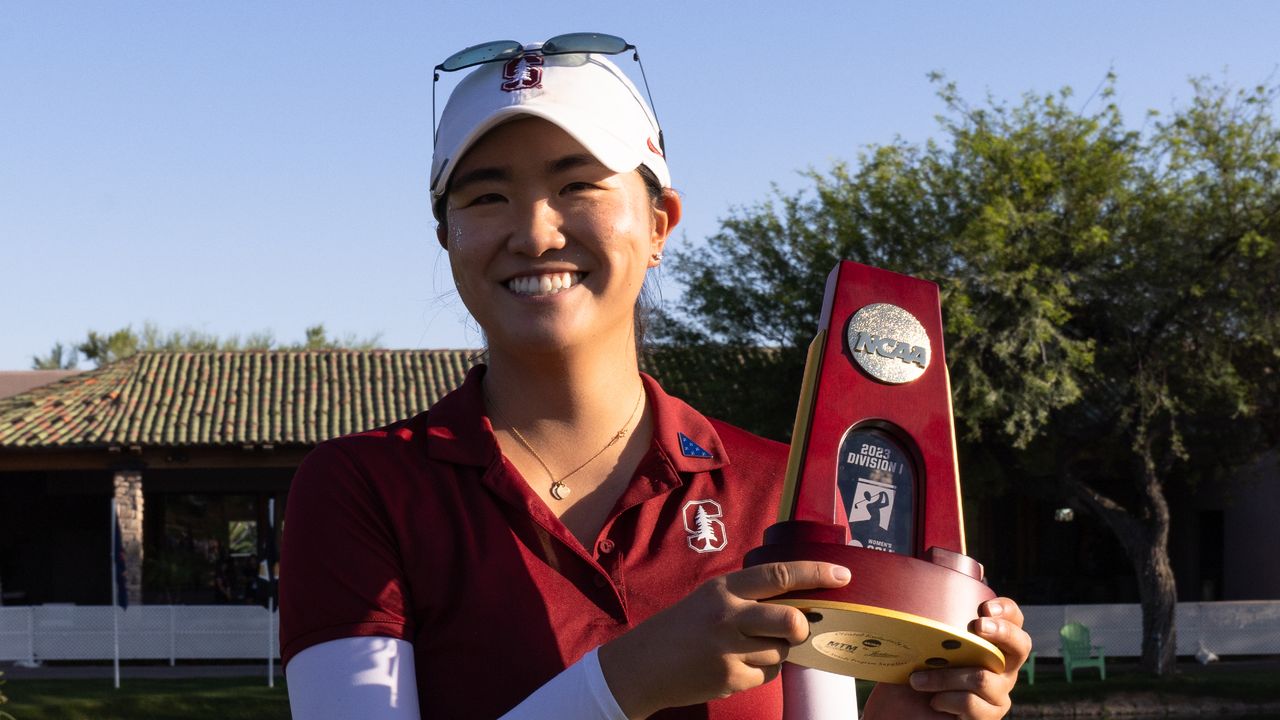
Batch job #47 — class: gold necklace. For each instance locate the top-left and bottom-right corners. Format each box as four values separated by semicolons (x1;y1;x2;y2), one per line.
488;386;645;500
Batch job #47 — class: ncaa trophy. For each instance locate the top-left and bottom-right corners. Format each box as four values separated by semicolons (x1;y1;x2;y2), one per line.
744;260;1004;684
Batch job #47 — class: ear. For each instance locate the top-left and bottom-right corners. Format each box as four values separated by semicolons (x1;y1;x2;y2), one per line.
436;223;449;250
649;189;682;266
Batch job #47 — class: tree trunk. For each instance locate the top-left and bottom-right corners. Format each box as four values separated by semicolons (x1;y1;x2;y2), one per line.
1135;528;1178;675
1069;466;1178;676
1134;463;1177;676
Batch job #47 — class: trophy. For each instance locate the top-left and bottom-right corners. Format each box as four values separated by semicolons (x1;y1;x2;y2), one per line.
744;260;1004;683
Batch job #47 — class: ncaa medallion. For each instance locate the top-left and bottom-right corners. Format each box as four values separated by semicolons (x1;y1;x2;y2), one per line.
845;303;931;384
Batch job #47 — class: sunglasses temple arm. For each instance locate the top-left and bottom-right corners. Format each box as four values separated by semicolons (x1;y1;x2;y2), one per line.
632;52;664;154
432;72;440;146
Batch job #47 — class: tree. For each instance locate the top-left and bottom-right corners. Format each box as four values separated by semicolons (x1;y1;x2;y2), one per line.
692;505;719;550
659;75;1280;675
33;322;384;369
31;342;79;370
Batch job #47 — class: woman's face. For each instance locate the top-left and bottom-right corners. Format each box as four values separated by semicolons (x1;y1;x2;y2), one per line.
439;117;679;356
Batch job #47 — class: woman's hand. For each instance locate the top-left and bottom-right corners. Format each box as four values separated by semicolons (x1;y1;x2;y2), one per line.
598;561;851;719
863;597;1033;719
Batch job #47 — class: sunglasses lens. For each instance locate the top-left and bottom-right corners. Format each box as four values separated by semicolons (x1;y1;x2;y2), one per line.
440;40;522;71
542;32;628;55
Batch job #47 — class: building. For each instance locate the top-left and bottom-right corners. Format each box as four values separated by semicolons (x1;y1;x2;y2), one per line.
0;370;82;400
1;348;1274;609
0;350;477;606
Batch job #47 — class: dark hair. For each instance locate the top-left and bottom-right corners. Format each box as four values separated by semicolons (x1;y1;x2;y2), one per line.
632;164;666;353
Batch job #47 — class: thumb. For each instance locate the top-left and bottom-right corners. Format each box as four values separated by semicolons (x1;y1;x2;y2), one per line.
726;562;851;600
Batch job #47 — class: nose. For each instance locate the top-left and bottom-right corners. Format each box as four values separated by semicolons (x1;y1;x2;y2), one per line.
508;197;566;256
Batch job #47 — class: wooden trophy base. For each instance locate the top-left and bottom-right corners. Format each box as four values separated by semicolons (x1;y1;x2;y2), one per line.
744;521;1005;683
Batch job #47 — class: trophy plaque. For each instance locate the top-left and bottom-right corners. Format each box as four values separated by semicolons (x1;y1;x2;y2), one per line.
744;260;1004;684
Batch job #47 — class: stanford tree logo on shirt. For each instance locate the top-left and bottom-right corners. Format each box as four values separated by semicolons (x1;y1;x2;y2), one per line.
683;499;727;553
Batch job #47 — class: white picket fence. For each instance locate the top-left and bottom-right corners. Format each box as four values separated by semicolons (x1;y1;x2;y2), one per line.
1;602;1277;664
1022;602;1280;658
0;605;278;663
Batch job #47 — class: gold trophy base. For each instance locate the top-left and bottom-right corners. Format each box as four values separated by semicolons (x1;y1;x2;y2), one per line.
771;598;1004;683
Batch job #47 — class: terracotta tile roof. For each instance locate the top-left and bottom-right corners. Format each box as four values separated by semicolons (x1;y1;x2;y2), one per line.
0;370;82;400
0;350;480;449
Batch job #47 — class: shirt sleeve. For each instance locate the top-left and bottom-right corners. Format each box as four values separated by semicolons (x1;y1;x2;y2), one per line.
499;647;627;720
280;441;414;667
287;636;626;720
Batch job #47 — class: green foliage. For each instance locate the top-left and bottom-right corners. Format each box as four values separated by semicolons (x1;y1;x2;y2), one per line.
0;670;14;720
644;344;802;441
33;322;384;369
661;73;1279;460
142;544;211;603
30;343;78;370
660;73;1280;673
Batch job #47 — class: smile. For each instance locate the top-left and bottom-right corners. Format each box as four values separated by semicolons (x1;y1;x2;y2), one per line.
505;271;584;297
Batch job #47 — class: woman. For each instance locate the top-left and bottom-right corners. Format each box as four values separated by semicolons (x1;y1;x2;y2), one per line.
280;34;1031;719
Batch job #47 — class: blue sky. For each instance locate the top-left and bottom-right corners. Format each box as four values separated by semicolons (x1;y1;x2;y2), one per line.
3;1;1278;369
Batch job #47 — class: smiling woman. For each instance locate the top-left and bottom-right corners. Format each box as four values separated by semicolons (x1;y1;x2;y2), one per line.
278;33;1031;720
440;118;675;360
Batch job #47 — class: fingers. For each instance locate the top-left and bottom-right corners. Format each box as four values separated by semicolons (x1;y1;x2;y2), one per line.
897;598;1030;719
970;600;1033;674
725;561;851;600
979;597;1024;629
720;659;783;693
735;602;810;645
927;687;1007;719
736;638;791;669
910;666;1007;709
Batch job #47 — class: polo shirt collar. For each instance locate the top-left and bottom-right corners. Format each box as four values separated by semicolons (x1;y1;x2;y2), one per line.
641;372;729;474
423;364;731;474
424;365;500;467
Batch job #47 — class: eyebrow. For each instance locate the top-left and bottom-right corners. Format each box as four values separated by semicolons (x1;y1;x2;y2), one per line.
449;153;606;196
447;166;510;195
547;153;601;174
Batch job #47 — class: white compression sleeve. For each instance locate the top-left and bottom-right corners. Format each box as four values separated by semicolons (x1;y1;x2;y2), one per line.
286;636;421;720
782;664;860;719
286;637;625;720
498;647;627;719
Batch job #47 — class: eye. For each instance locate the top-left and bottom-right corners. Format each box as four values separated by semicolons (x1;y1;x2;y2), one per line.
561;181;599;194
463;192;506;207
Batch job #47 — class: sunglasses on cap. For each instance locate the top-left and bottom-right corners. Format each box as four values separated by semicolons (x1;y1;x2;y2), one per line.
431;32;664;155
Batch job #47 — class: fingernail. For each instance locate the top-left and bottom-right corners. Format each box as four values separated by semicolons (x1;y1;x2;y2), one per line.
909;672;929;690
833;566;851;582
979;618;997;634
985;600;1004;617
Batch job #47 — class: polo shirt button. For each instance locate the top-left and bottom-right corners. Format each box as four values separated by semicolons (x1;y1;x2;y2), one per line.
598;538;616;554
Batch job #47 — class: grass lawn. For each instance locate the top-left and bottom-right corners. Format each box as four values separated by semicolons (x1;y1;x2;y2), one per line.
1;677;290;720
850;660;1280;714
1006;661;1280;704
2;661;1276;719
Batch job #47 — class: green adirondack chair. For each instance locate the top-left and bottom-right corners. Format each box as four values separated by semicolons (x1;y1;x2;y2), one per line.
1059;622;1106;682
1018;651;1037;685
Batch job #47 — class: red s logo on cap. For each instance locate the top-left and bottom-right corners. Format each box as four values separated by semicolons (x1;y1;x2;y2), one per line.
501;53;543;92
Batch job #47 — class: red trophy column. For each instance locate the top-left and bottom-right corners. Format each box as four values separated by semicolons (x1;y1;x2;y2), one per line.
745;260;1004;683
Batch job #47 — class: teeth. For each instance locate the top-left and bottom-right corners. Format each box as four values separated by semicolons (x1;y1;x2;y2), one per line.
507;272;582;297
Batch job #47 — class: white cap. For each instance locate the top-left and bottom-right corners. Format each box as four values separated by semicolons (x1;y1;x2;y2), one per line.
430;45;669;201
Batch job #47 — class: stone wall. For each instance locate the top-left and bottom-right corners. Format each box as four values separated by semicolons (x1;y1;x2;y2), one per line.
112;470;144;606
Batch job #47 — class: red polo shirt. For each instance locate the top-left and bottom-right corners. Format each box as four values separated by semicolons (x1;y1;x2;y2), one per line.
280;366;790;719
